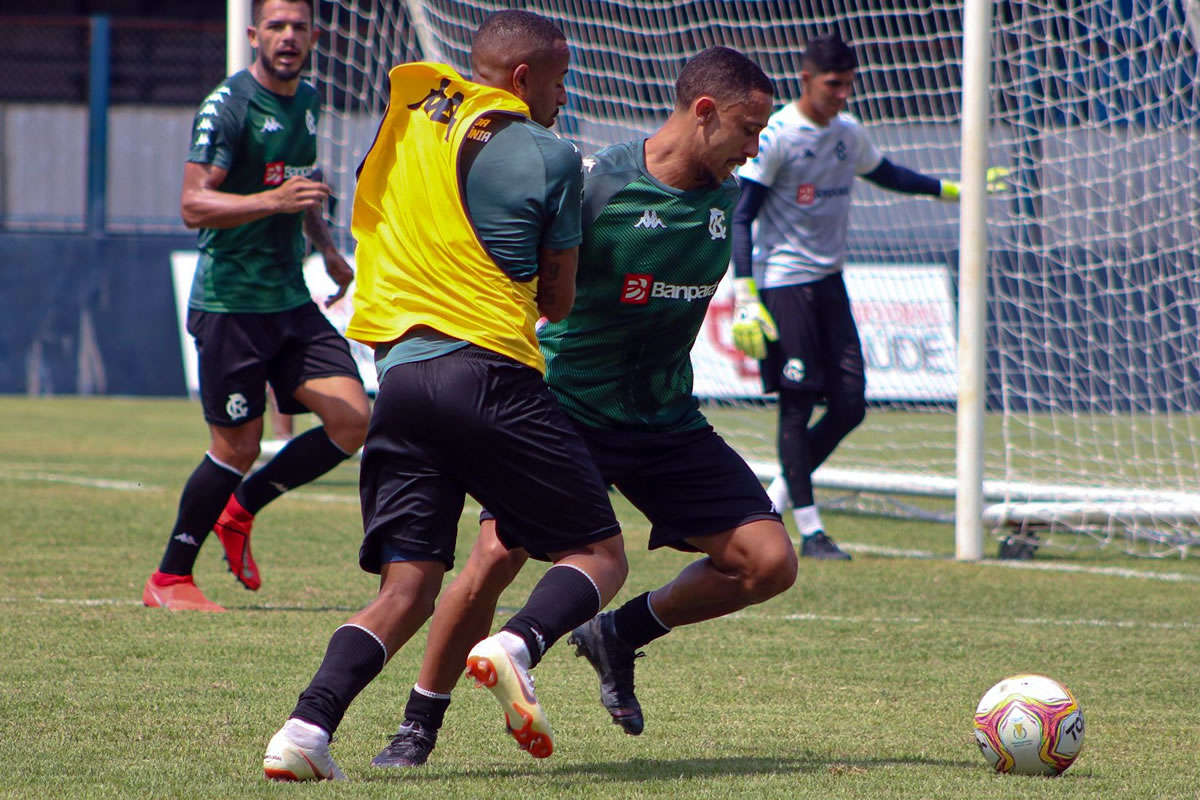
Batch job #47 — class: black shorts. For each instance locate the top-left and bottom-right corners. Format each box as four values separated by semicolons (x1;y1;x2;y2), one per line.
759;273;866;396
187;303;362;426
481;422;780;553
358;345;620;573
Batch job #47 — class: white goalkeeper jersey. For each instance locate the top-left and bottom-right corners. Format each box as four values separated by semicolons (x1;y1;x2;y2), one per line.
736;102;882;288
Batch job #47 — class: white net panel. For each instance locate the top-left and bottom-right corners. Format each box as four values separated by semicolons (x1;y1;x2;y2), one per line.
311;1;1200;556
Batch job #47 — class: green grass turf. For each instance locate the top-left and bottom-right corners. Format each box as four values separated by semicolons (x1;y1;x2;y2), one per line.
2;395;1199;799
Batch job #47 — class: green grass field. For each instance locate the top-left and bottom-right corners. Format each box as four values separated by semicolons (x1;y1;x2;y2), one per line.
3;396;1200;799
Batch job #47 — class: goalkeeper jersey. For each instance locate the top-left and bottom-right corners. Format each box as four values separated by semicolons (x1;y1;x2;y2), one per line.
736;102;882;288
348;62;582;373
540;140;739;432
186;69;320;313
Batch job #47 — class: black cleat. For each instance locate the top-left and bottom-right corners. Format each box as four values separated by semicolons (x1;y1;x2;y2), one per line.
800;530;852;560
371;721;437;768
568;612;645;735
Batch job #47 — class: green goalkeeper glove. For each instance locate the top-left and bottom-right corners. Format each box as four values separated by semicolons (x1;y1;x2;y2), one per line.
939;166;1011;202
731;277;779;360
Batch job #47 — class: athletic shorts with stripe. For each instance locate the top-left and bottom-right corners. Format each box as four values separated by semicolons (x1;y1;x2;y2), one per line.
484;422;781;553
187;302;363;426
358;345;621;572
758;273;866;396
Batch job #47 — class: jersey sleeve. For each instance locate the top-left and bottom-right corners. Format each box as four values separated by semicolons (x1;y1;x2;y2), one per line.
538;136;584;250
186;89;243;171
736;119;784;187
848;116;884;176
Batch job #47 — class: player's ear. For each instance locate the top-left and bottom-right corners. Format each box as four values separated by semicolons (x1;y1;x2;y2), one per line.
694;96;717;125
512;63;531;100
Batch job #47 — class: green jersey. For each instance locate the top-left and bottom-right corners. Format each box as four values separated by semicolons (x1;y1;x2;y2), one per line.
540;140;739;432
185;70;320;313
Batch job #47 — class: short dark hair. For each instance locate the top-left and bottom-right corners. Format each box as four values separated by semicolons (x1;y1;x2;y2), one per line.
251;0;314;25
802;34;858;74
674;46;774;110
472;10;567;67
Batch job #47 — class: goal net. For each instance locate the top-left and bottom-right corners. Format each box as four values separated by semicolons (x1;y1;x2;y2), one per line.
310;0;1200;557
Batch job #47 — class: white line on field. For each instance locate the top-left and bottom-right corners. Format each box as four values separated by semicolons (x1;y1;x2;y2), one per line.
775;612;1200;631
0;470;155;491
838;541;1200;583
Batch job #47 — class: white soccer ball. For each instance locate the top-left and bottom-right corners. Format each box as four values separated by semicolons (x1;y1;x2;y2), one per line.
972;673;1085;776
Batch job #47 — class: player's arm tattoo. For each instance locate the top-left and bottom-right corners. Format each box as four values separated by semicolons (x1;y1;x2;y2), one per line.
538;256;562;306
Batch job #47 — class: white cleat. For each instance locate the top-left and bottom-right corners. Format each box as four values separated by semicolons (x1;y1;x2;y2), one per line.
466;635;554;758
263;719;347;782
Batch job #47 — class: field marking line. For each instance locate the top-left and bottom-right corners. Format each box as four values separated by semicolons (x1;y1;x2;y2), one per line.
840;541;1200;583
0;470;155;492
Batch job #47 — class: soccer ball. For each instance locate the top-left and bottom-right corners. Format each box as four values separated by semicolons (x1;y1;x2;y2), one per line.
973;674;1085;776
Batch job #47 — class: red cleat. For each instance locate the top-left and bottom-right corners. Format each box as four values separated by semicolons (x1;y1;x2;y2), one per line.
214;495;261;591
142;571;226;612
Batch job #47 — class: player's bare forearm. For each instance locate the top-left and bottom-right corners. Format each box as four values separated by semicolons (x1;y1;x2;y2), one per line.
303;206;338;257
180;185;282;229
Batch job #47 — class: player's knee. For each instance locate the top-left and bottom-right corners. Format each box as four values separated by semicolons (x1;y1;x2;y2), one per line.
742;533;798;602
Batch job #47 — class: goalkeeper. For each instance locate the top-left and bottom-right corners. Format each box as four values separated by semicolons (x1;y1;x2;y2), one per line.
730;33;1007;560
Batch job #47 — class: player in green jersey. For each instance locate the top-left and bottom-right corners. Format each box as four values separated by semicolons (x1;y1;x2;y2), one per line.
372;46;797;768
142;0;370;612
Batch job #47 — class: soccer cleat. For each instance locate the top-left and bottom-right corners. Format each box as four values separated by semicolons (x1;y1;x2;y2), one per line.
263;720;346;782
142;572;226;612
465;635;554;758
214;495;260;591
371;720;438;768
800;530;852;560
568;612;645;735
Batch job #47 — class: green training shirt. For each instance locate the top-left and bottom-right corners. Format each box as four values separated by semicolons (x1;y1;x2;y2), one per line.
185;69;320;313
540;139;739;432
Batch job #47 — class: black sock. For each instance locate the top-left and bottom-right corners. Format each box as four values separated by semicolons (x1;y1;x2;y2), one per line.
158;454;243;576
291;624;389;736
502;565;600;669
403;688;450;732
613;591;671;649
235;427;349;514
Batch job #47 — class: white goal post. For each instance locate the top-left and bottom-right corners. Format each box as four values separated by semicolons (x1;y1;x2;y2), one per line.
258;0;1200;559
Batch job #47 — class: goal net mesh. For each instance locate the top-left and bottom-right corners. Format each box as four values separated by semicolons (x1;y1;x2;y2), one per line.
311;0;1200;556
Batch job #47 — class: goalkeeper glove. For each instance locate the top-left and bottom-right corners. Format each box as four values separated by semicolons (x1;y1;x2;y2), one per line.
939;166;1011;202
731;277;779;360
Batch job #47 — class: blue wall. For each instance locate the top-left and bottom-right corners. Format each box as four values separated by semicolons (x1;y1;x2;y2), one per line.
1;232;192;396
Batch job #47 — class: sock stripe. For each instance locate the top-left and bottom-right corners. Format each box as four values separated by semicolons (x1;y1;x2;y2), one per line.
339;623;388;666
551;563;602;615
413;685;452;700
645;593;672;633
204;450;246;477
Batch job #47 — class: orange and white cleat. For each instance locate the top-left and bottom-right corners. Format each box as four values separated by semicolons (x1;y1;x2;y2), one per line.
466;635;554;758
214;495;260;591
142;571;226;612
263;719;346;782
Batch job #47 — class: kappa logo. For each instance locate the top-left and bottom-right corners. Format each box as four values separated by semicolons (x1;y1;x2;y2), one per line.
225;392;249;420
261;116;283;133
194;133;210;147
305;108;317;135
803;149;816;159
621;273;653;304
582;156;597;172
796;184;815;205
633;209;666;229
835;140;847;161
173;532;199;547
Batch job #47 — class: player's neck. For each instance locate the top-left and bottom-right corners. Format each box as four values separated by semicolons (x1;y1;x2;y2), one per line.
795;98;831;127
249;61;301;96
643;123;708;191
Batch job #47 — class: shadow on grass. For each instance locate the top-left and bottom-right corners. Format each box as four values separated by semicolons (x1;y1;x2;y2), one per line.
361;753;981;783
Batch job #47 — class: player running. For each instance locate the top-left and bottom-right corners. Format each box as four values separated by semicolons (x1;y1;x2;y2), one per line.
262;10;627;780
371;46;796;769
142;0;369;611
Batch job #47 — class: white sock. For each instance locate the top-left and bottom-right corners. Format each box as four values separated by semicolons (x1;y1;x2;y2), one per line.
495;630;531;670
284;717;330;747
793;505;823;537
766;475;791;512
